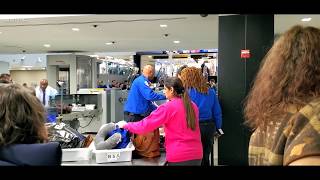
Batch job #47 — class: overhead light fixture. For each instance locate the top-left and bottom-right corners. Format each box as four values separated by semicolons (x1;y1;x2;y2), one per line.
72;28;80;31
173;40;180;44
301;18;312;22
160;24;168;28
89;55;99;58
43;44;51;48
105;41;115;45
0;32;2;34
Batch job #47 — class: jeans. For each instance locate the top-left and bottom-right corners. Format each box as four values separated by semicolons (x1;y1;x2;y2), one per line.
199;121;216;166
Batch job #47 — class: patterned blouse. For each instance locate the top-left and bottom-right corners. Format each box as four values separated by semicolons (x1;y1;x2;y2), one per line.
249;98;320;165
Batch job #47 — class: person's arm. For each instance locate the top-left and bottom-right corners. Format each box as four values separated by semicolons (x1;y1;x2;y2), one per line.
212;89;222;129
124;105;169;134
138;80;166;101
289;156;320;166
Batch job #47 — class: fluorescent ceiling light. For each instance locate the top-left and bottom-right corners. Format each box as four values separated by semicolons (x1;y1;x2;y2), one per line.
43;44;51;48
160;24;168;28
173;40;180;44
0;15;86;20
72;28;80;31
301;17;312;22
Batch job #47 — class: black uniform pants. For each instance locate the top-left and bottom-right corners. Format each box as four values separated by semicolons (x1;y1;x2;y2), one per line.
124;112;145;122
199;121;216;166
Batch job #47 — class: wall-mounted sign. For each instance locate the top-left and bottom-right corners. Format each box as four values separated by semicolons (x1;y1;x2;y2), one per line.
241;49;250;58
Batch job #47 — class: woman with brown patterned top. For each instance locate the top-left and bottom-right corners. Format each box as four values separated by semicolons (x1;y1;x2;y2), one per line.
244;25;320;165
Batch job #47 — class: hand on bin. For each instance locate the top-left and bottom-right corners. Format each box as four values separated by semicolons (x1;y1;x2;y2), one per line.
116;120;128;129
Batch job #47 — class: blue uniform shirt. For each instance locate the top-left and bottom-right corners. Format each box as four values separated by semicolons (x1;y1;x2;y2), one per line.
188;88;222;129
124;75;166;114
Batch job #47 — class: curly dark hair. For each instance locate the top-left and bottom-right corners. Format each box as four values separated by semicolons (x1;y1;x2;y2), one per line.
244;25;320;130
0;84;48;146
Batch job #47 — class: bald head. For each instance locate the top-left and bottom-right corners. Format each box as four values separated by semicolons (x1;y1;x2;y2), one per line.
142;65;154;80
0;73;12;83
40;79;48;91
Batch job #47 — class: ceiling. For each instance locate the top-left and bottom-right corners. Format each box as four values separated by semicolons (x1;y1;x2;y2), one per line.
0;14;318;55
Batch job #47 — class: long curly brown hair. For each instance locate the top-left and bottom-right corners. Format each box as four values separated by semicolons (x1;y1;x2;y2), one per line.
180;67;208;94
0;84;48;146
244;25;320;130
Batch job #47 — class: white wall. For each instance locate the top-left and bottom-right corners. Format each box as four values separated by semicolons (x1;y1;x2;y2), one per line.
10;70;47;87
0;61;9;74
0;54;47;68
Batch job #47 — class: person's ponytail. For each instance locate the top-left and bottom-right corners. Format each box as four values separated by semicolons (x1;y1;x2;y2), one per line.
181;89;196;131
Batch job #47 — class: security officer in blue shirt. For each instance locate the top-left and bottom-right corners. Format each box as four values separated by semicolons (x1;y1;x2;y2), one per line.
124;64;166;122
123;65;166;158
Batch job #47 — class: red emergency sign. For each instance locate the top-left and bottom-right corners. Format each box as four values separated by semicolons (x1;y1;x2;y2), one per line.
241;49;251;58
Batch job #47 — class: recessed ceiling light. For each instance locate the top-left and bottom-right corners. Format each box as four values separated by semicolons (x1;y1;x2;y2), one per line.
0;32;2;34
43;44;51;48
105;41;115;45
160;24;167;28
72;28;80;31
301;18;312;22
173;40;180;44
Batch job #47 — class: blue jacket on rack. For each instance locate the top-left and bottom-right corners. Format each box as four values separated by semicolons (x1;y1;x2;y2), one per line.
188;88;222;129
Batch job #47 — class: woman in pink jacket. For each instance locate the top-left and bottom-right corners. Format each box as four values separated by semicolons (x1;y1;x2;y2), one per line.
117;77;203;165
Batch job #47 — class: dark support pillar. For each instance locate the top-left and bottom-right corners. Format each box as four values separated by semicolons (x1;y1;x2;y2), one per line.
133;54;141;74
218;15;274;165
